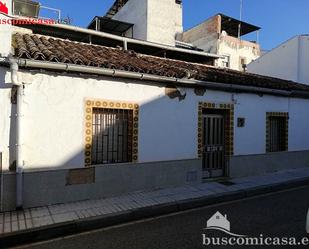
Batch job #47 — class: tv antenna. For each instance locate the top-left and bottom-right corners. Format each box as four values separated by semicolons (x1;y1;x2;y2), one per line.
238;0;243;39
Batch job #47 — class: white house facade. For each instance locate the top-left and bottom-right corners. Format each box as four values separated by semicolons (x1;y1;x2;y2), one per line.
181;14;261;71
248;35;309;85
0;1;309;212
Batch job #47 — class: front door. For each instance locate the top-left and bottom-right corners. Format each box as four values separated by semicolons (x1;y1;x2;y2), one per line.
202;113;226;178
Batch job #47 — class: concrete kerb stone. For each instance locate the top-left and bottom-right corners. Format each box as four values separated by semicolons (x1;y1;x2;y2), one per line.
1;177;309;248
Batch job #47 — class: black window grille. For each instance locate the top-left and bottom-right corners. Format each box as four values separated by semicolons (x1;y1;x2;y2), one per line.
267;116;288;152
92;108;133;164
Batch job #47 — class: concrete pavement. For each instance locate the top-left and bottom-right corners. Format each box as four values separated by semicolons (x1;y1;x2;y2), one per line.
17;186;309;249
1;167;309;248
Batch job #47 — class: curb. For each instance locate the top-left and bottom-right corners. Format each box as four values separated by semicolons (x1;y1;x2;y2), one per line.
1;177;309;248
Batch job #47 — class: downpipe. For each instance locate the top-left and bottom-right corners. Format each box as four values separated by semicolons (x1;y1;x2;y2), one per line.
10;59;24;209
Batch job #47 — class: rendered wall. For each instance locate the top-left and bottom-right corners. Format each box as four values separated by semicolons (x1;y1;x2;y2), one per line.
1;70;309;171
147;0;183;45
113;0;183;46
182;15;261;70
2;159;201;211
230;150;309;178
248;36;300;82
0;68;15;170
182;15;220;54
2;69;309;210
112;0;148;41
248;35;309;85
217;35;261;71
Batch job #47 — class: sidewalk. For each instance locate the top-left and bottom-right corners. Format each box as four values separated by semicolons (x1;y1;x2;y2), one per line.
1;167;309;247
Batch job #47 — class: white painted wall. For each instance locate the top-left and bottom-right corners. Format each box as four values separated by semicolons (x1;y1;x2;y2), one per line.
0;0;12;56
233;94;288;155
112;0;148;41
1;69;309;171
147;0;183;45
217;35;261;71
248;35;309;85
112;0;183;46
182;15;260;71
0;68;14;170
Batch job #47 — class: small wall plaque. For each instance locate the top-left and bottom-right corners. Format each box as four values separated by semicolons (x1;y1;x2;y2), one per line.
237;118;245;128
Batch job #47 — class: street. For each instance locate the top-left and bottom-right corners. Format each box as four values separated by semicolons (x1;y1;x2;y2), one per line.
15;186;309;249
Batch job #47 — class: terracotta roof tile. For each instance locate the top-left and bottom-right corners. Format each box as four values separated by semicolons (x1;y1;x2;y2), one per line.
12;33;309;93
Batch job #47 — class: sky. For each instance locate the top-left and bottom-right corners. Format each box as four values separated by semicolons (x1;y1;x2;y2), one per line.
37;0;309;51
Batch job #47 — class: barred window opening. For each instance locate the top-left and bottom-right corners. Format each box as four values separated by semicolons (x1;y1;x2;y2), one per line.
266;114;288;153
92;108;133;164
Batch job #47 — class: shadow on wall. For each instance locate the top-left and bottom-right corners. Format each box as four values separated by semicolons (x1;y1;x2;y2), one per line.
5;73;194;172
1;71;202;210
0;69;16;171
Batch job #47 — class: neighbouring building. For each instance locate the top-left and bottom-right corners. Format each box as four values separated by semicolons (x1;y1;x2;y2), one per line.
181;13;261;71
102;0;183;46
248;35;309;85
89;1;261;71
0;0;309;212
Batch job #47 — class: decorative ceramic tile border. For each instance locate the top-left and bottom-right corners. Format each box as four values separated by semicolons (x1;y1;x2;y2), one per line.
84;99;139;167
266;112;289;153
197;102;234;159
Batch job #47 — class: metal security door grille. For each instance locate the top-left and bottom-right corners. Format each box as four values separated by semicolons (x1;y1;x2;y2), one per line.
268;117;287;152
92;108;133;164
202;114;225;177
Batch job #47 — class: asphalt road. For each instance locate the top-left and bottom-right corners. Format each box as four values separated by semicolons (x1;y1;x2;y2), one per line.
15;186;309;249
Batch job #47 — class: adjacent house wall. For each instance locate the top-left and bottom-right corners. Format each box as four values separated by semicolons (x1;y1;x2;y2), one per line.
147;0;183;45
248;35;309;85
112;0;148;41
248;36;299;82
182;15;261;70
217;35;261;71
112;0;183;46
182;15;220;54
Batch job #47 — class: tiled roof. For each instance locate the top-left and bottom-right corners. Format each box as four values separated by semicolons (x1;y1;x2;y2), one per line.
12;33;309;93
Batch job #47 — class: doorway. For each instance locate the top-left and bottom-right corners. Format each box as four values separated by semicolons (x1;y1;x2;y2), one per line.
198;102;234;179
202;113;226;178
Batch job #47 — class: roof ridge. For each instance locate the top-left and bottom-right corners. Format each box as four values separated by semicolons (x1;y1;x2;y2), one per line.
12;32;309;93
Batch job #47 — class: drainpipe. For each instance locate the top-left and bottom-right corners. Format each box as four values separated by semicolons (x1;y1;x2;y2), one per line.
10;59;24;209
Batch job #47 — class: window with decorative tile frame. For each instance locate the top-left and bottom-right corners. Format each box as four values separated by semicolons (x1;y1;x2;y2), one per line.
84;99;139;166
266;112;289;153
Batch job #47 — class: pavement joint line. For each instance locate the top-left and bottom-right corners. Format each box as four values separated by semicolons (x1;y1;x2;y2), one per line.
47;207;55;224
0;173;309;248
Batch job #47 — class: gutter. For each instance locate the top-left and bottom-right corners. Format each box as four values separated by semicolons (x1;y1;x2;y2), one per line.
16;59;309;99
9;58;24;209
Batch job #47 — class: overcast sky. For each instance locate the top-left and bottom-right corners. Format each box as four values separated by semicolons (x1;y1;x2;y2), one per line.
38;0;309;50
